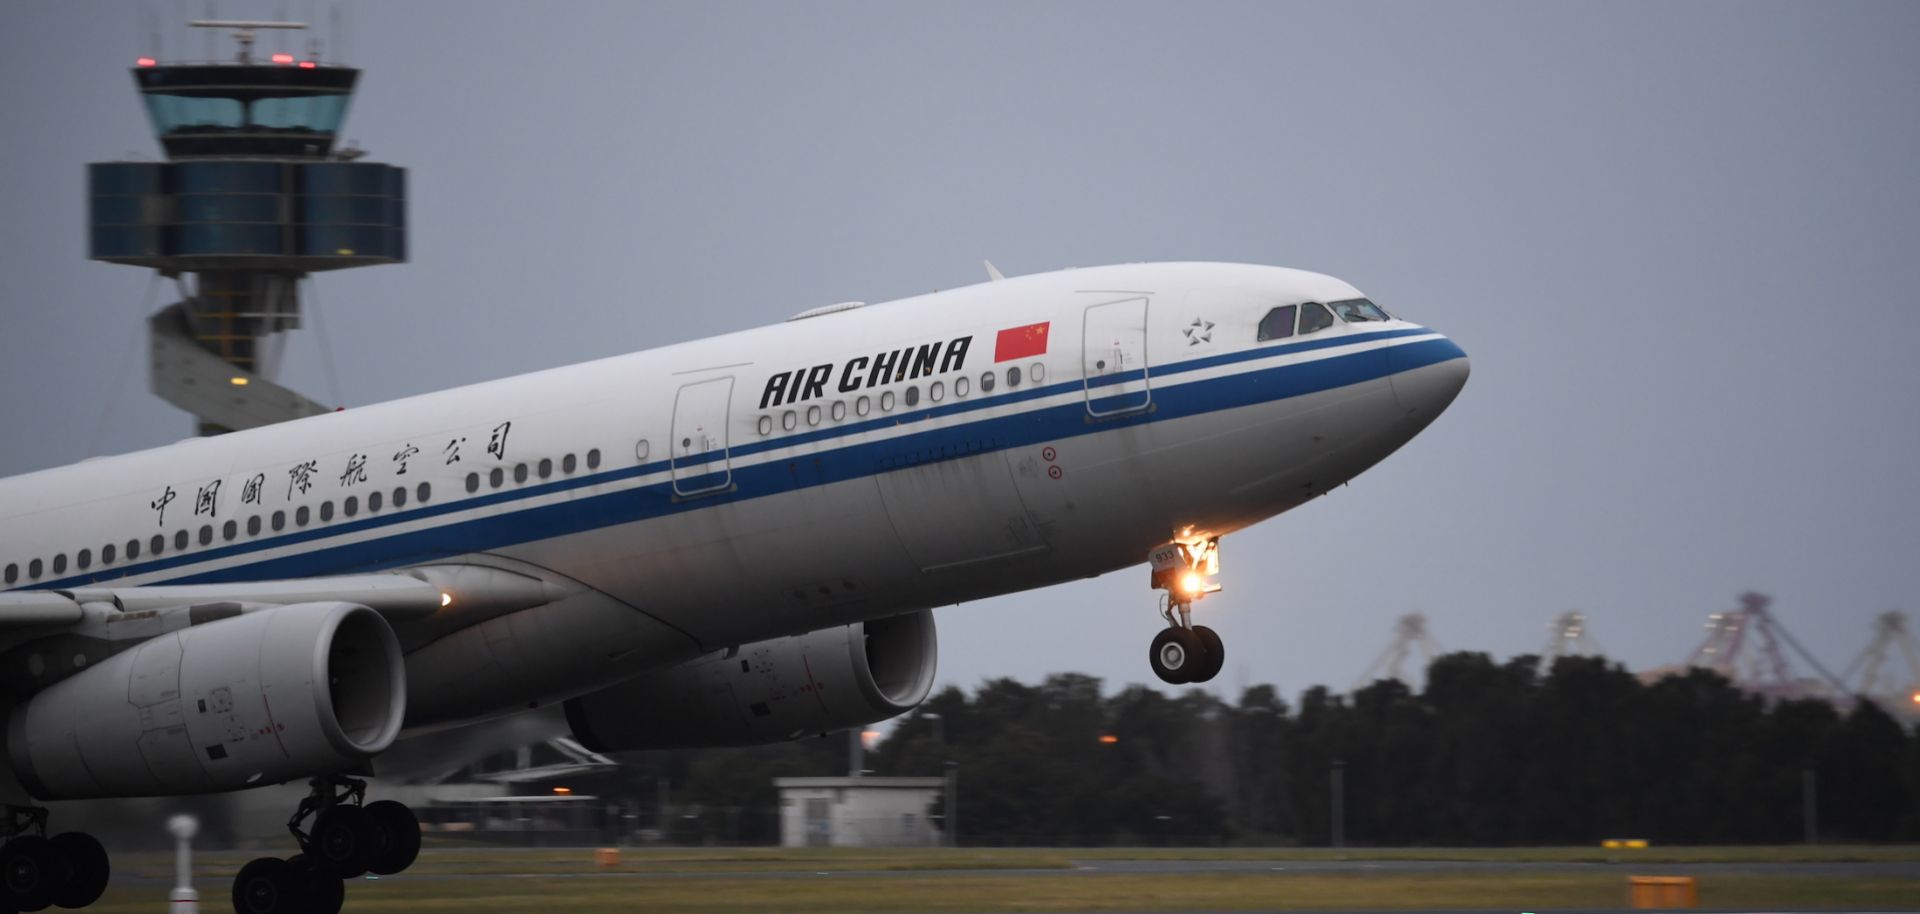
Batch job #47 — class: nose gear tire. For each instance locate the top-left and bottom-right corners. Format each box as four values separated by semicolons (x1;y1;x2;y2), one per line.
1191;625;1225;684
1149;627;1202;684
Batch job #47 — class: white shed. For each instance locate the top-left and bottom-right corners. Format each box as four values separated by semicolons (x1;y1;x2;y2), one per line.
773;777;946;848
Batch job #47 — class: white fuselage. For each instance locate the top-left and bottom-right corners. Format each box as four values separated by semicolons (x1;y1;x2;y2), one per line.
0;263;1468;728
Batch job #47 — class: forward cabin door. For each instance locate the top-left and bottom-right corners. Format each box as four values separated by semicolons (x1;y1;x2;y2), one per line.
671;377;734;497
1082;297;1151;416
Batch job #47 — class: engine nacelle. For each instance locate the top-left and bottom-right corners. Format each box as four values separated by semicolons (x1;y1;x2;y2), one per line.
565;611;937;750
6;602;405;800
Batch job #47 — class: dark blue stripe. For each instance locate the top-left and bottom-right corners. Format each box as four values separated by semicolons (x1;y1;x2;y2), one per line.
25;329;1451;590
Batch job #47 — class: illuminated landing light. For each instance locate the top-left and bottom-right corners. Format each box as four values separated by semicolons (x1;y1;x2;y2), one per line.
136;57;157;67
440;592;453;608
1180;572;1204;595
229;376;249;387
1910;689;1920;706
552;787;571;795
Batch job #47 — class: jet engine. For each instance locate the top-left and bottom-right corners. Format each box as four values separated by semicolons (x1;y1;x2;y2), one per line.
564;610;937;750
7;602;405;800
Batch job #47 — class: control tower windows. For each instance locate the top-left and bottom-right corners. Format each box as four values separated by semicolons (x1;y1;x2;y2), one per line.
1258;305;1297;342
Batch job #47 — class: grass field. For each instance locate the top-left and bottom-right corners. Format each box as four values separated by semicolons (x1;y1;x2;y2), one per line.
84;846;1920;913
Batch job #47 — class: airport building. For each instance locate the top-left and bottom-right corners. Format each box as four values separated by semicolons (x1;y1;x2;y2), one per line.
774;777;946;848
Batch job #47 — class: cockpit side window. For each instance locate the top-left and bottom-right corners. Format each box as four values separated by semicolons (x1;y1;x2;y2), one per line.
1330;298;1391;322
1298;301;1335;335
1257;305;1297;342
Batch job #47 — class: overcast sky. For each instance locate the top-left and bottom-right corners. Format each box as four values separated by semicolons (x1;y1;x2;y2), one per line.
3;1;1918;705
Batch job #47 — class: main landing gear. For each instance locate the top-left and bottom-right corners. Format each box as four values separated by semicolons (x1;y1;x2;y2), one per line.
1146;538;1226;685
232;776;422;914
0;806;109;912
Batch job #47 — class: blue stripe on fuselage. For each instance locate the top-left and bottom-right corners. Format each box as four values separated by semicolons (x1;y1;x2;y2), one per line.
27;329;1455;589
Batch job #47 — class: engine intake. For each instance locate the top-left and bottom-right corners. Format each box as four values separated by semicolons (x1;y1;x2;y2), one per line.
566;611;937;750
6;602;405;800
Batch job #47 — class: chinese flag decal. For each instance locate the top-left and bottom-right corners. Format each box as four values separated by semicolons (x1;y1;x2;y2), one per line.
995;321;1050;362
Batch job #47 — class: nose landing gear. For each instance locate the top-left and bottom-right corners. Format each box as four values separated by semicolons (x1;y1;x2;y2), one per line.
1146;539;1225;684
233;776;423;914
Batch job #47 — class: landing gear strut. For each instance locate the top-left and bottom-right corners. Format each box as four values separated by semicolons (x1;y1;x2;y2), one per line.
1146;538;1226;684
0;805;110;912
233;776;422;914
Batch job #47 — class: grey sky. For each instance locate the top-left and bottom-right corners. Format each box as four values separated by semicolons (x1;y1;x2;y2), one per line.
3;1;1917;704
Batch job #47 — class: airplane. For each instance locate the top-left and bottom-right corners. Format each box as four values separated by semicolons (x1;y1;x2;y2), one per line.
0;261;1466;913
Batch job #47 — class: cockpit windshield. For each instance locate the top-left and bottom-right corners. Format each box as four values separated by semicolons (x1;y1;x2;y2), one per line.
1328;298;1392;323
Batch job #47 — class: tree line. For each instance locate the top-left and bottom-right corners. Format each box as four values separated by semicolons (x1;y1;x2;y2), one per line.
582;653;1919;845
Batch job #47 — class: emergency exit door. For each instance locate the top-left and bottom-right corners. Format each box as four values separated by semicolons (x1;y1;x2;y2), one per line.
671;377;734;497
1083;297;1151;416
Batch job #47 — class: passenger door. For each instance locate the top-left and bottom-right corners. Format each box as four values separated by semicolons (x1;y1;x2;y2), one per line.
670;377;734;497
1082;297;1151;416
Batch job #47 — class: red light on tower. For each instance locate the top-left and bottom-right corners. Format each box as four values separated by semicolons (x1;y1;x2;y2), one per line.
271;52;295;65
298;60;317;69
136;57;157;67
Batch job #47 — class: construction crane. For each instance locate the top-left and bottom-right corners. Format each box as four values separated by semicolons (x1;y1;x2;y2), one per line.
1842;611;1920;716
1540;610;1604;671
1685;592;1848;702
1354;613;1441;690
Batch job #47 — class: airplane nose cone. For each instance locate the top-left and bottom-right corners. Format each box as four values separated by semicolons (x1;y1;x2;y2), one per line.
1387;336;1470;417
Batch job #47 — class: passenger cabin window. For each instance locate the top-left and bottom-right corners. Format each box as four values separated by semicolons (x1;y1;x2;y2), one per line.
1329;298;1391;322
1258;305;1297;342
1298;301;1336;336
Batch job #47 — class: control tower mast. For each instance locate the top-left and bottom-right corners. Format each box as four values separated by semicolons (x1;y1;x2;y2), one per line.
89;19;406;436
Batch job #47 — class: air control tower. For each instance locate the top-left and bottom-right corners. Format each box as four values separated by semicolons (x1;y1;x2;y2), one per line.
88;19;406;436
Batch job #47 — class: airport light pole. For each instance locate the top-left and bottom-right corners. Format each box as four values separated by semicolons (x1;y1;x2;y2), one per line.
1330;760;1346;849
925;713;957;847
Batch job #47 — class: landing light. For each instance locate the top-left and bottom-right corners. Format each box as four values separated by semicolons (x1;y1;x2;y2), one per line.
1910;690;1920;706
440;592;453;608
552;787;571;795
1180;572;1204;595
